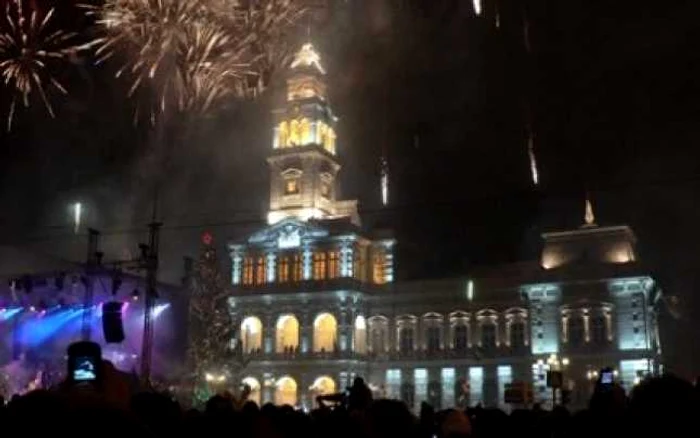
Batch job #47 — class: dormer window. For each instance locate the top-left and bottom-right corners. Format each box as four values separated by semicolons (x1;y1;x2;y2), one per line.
282;168;302;195
285;179;300;195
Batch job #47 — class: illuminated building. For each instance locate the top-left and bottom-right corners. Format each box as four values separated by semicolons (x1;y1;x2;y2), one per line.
228;44;661;411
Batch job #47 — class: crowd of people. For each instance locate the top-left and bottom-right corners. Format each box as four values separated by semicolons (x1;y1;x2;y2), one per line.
0;364;698;438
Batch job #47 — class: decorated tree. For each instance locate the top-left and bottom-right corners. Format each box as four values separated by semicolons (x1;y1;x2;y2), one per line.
187;232;241;404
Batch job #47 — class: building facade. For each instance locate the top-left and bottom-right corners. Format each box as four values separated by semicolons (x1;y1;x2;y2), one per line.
227;44;661;410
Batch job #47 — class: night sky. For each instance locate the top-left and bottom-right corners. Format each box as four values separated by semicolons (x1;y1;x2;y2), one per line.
1;1;699;375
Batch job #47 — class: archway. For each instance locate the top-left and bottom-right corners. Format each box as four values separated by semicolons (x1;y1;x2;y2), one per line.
311;376;336;397
354;315;367;354
240;317;263;353
313;313;337;352
276;314;299;353
275;376;298;406
241;377;261;406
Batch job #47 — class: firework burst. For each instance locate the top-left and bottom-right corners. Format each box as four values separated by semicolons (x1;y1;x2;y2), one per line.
84;0;305;122
0;0;83;131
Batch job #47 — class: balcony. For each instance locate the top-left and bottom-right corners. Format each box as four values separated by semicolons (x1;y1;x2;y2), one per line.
232;277;388;296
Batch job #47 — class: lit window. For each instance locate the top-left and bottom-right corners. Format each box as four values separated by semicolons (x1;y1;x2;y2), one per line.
373;252;386;284
292;253;303;281
255;257;266;285
328;251;340;279
313;252;326;280
285;178;300;195
278;256;290;283
242;257;254;285
353;249;365;281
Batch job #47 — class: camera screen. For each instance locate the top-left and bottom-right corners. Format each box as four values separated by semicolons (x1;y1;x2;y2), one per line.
73;356;97;381
600;372;613;384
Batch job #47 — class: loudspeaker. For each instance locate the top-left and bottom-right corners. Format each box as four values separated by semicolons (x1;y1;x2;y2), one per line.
102;301;125;343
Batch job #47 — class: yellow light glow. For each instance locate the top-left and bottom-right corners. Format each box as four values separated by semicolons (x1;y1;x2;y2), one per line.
291;43;325;74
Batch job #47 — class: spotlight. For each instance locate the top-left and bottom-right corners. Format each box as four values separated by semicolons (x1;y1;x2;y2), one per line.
131;289;139;301
29;306;36;312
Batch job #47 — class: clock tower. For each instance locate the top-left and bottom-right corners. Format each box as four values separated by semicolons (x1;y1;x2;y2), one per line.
267;43;359;225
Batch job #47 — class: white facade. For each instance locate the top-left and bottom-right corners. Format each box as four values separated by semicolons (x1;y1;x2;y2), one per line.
227;44;661;411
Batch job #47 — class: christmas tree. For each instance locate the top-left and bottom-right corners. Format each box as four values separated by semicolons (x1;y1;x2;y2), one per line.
187;232;238;404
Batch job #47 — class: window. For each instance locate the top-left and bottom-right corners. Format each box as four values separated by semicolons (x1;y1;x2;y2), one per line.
278;256;289;283
370;327;385;353
481;323;497;349
242;257;254;285
255;257;266;285
372;251;386;284
285;178;300;195
292;253;302;281
399;327;414;353
328;251;340;279
313;252;326;280
426;326;441;352
454;325;469;351
510;321;526;348
591;314;607;344
353;249;365;281
568;315;585;346
320;181;330;198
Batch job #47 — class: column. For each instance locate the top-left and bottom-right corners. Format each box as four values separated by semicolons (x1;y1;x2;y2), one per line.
301;311;312;353
264;313;274;354
303;246;312;280
230;246;243;285
341;243;353;277
384;244;395;283
266;252;276;283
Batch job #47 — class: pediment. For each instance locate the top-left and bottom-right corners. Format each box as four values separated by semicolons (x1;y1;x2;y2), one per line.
247;217;329;248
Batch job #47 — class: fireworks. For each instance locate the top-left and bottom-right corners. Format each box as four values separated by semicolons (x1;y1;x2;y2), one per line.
0;0;83;131
84;0;305;122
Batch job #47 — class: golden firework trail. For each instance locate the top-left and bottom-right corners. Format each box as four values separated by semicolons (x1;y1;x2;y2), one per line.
0;0;82;131
83;0;305;123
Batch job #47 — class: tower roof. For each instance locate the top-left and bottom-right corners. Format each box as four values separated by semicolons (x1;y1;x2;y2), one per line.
290;43;326;74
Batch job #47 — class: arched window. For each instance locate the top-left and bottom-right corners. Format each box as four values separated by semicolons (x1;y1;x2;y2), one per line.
278;121;289;148
255;257;266;285
289;119;301;146
399;327;414;353
313;252;326;280
569;315;585;346
591;314;607;344
313;313;338;352
328;251;340;279
300;118;312;145
240;316;263;353
277;256;289;283
242;257;254;285
369;316;388;354
454;325;469;352
426;326;441;353
275;376;297;406
292;253;302;281
510;321;526;348
354;316;367;354
242;377;261;405
481;323;497;350
372;251;386;284
311;376;336;396
276;315;299;353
